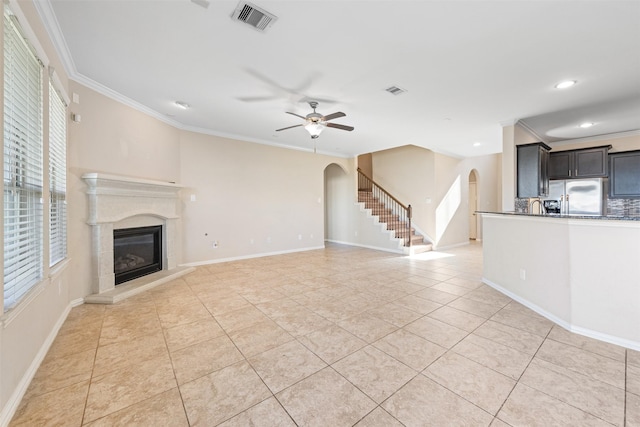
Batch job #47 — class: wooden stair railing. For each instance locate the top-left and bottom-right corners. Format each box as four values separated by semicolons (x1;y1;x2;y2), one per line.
357;168;418;247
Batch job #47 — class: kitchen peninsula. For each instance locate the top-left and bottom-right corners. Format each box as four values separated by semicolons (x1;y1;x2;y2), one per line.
479;212;640;350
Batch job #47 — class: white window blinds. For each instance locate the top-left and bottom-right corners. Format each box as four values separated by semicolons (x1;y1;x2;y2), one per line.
3;9;44;310
49;82;67;266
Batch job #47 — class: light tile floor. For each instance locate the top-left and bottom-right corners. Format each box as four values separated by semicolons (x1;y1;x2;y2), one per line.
10;242;640;426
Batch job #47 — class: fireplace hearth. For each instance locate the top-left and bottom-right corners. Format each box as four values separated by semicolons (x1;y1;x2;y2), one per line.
114;225;162;285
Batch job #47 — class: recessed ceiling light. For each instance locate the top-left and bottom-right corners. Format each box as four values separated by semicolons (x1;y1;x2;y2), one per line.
555;80;577;89
175;101;190;109
579;122;595;128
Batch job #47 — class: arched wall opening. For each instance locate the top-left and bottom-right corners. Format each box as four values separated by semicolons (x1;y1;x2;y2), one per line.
468;169;480;240
324;163;351;243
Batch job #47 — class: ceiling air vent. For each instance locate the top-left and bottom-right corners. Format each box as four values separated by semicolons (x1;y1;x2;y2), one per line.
385;86;407;96
231;2;278;33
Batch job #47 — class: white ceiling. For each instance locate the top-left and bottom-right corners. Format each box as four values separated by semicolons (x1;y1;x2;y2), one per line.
38;0;640;158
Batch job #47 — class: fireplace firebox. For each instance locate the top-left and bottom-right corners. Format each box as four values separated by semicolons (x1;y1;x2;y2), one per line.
113;225;162;285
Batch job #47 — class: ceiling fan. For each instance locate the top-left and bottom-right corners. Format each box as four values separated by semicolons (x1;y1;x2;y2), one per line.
276;101;354;139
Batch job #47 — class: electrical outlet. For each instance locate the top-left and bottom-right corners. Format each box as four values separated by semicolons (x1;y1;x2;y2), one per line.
298;234;302;240
250;238;254;244
519;268;526;280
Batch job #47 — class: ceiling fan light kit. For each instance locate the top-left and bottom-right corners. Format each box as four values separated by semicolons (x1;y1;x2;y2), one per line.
276;101;354;143
305;122;325;139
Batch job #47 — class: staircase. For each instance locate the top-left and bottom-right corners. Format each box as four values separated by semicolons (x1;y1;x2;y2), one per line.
357;168;432;254
358;190;425;246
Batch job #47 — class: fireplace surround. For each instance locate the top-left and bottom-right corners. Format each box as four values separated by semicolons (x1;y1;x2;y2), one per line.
83;173;194;303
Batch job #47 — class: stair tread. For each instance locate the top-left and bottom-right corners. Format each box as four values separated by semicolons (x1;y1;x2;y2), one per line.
359;190;426;248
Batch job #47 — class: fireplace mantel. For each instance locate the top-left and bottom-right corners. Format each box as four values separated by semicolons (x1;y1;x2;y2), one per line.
83;173;183;225
82;173;193;304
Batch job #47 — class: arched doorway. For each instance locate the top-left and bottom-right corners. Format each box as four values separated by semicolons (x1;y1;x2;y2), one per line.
323;163;350;243
469;170;479;240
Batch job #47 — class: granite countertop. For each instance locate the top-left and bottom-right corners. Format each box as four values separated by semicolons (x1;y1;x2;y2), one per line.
477;211;640;221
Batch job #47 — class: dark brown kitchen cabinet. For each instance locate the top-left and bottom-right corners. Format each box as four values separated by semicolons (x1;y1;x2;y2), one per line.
609;150;640;198
517;142;550;198
549;146;610;180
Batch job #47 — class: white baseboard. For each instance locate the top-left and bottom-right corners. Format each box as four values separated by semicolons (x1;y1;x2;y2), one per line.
180;245;326;267
0;302;74;427
482;277;640;351
433;241;470;251
325;239;404;254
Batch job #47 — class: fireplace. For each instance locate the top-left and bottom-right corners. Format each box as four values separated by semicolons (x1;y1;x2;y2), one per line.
83;173;194;303
114;225;162;285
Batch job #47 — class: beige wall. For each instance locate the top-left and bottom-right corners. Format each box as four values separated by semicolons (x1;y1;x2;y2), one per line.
325;163;354;243
357;153;373;178
370;145;500;248
371;145;436;240
178;131;349;264
67;82;182;299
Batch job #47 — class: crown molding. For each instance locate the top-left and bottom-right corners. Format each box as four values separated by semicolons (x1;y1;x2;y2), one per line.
548;129;640;147
33;0;75;75
499;118;520;127
516;120;547;143
179;124;352;158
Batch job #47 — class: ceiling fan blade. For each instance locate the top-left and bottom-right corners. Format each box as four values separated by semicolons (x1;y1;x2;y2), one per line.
327;123;354;132
286;112;307;120
323;112;346;121
191;0;210;8
237;95;279;102
275;124;303;132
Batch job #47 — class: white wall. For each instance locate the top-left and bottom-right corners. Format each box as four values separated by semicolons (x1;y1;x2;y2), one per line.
482;214;640;350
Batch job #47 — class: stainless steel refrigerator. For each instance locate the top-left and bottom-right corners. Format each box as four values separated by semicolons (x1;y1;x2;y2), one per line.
546;178;605;216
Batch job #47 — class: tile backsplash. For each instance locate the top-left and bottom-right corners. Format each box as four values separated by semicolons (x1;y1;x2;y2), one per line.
514;198;531;213
607;198;640;217
515;197;640;216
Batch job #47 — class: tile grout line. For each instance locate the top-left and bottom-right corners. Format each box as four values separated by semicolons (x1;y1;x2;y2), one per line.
80;307;107;426
153;291;193;427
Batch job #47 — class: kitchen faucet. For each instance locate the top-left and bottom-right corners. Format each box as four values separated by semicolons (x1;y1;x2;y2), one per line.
529;199;544;215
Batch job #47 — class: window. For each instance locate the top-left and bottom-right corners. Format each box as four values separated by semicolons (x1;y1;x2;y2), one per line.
49;81;67;266
3;9;44;310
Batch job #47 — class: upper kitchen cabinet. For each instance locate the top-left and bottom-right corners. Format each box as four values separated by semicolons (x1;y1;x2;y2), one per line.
548;146;610;180
517;142;550;198
609;150;640;198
